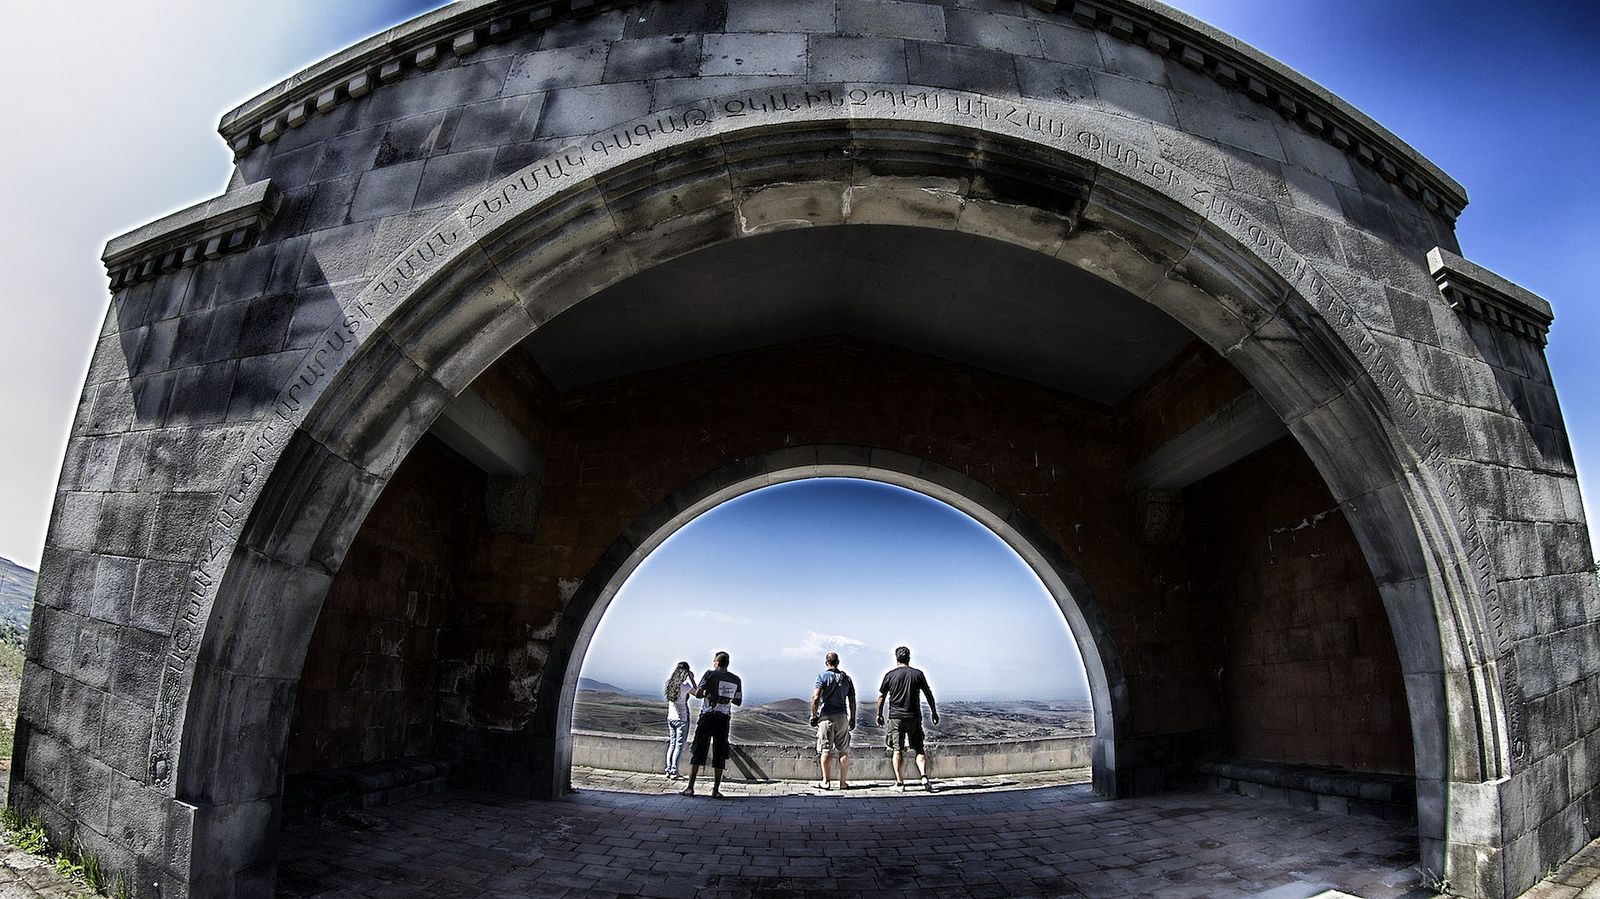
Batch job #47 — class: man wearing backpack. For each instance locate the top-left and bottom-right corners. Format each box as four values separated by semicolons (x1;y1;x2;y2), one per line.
809;652;857;790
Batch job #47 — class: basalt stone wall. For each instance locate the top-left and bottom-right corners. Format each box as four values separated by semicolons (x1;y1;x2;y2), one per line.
1117;340;1251;460
536;336;1225;741
1191;438;1415;774
288;333;1413;789
284;439;483;773
16;0;1597;896
349;335;1409;791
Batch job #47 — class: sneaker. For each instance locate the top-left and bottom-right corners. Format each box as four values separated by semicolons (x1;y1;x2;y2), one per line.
922;777;934;793
894;783;906;793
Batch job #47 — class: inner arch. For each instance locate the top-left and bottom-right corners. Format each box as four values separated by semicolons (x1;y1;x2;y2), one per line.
571;477;1096;774
576;476;1088;707
545;453;1126;795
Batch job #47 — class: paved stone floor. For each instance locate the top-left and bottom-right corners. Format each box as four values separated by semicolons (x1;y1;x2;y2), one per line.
3;769;1599;897
276;767;1428;898
1522;838;1600;899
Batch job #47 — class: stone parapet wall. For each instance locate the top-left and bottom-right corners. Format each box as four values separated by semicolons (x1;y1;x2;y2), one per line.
571;730;1094;781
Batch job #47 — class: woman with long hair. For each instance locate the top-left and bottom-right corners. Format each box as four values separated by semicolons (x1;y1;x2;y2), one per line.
663;660;695;779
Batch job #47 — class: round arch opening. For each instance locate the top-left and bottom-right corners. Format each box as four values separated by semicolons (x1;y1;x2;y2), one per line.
567;475;1100;789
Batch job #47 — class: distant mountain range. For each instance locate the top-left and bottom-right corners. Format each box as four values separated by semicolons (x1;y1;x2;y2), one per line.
572;687;1093;745
576;676;638;696
0;557;35;640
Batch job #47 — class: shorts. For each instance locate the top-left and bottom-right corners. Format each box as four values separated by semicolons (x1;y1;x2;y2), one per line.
689;712;732;769
816;713;851;754
884;717;925;755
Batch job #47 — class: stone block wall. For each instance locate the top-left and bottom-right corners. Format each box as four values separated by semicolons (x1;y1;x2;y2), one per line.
282;333;1412;794
535;337;1225;741
1190;438;1414;774
285;439;483;773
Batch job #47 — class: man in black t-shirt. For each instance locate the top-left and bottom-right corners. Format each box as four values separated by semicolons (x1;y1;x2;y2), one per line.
876;645;939;792
681;650;742;798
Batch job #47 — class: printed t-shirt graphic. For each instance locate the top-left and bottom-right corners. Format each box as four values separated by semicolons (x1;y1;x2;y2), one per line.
698;669;743;715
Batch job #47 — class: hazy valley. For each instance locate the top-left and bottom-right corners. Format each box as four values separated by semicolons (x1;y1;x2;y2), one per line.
572;679;1093;746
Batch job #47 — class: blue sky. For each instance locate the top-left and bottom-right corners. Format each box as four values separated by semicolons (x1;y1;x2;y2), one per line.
579;479;1087;702
0;0;1593;612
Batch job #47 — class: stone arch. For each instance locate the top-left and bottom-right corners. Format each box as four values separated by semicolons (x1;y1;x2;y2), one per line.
534;446;1131;798
162;90;1502;887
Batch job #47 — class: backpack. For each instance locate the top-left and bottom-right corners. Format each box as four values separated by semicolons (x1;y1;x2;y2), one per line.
821;670;851;709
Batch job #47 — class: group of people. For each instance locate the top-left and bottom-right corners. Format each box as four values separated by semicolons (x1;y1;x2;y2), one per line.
662;646;938;798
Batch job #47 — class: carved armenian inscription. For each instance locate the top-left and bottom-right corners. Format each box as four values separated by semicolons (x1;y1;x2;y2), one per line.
1080;111;1522;758
151;84;1524;782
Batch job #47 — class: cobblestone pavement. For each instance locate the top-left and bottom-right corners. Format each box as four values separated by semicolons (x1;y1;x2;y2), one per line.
276;767;1431;898
1522;838;1600;899
0;769;1596;897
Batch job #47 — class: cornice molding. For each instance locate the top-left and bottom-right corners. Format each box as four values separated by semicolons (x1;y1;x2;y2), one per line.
101;180;281;290
216;0;1467;224
218;0;620;160
1033;0;1467;222
1427;247;1553;346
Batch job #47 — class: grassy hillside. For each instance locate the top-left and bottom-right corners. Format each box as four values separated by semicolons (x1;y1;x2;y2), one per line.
572;689;1093;746
0;557;32;764
0;557;34;638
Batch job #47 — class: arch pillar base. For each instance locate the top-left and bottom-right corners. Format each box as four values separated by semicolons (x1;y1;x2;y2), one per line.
1102;728;1224;798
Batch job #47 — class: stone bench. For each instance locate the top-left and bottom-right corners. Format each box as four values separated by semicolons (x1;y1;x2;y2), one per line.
281;756;457;825
1196;757;1415;822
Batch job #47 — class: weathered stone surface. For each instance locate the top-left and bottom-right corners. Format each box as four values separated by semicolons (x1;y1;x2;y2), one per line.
17;4;1593;899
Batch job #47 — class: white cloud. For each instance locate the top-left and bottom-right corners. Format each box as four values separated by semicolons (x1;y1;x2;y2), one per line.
779;631;867;660
683;609;753;625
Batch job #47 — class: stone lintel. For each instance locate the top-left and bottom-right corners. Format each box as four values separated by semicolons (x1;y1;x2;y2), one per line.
1427;247;1554;346
430;387;541;478
101;180;281;290
1125;389;1288;492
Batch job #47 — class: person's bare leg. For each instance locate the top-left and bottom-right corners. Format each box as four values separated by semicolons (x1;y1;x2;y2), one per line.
839;753;850;789
819;750;833;788
680;764;699;796
917;752;932;790
711;766;725;798
892;749;905;788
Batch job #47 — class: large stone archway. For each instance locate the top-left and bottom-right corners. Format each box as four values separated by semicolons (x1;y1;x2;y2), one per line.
170;103;1507;895
16;3;1594;897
